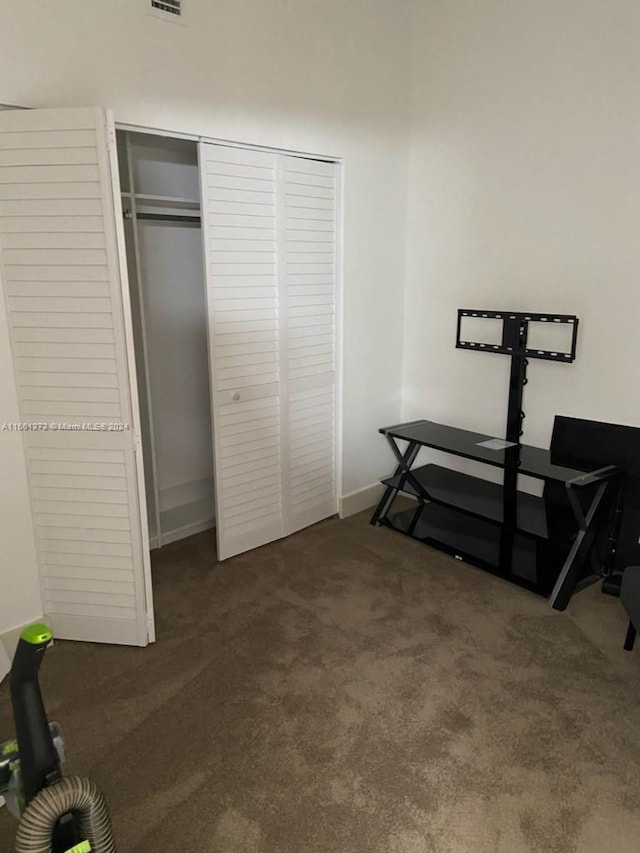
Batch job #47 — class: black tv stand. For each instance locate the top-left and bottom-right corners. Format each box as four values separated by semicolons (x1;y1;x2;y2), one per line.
370;420;622;609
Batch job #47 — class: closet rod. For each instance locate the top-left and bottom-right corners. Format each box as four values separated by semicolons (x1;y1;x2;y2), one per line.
125;211;201;224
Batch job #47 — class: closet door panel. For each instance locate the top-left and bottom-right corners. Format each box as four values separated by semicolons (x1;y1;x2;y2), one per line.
0;107;153;645
200;143;284;560
280;155;337;534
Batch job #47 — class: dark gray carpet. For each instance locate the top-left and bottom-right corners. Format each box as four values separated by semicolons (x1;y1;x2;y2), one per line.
2;511;640;852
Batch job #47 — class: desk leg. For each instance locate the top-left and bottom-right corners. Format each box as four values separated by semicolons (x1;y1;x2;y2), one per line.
548;481;612;611
370;439;420;526
603;483;625;576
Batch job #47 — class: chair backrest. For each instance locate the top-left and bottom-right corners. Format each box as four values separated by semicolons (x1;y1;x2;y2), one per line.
546;415;640;570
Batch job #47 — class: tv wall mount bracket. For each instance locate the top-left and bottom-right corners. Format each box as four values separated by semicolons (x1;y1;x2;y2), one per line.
456;309;579;444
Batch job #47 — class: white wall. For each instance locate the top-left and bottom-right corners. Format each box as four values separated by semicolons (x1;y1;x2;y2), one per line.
0;263;42;638
1;0;411;493
403;0;640;450
0;0;412;630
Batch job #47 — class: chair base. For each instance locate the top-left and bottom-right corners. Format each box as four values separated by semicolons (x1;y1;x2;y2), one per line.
624;620;636;651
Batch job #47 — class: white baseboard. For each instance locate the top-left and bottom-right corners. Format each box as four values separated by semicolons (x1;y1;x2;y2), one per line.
339;483;384;519
150;518;215;550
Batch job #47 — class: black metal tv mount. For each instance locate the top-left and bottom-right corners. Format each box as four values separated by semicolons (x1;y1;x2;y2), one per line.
456;309;579;445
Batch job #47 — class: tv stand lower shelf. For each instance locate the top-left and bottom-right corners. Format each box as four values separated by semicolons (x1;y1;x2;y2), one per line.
381;501;566;597
370;420;623;609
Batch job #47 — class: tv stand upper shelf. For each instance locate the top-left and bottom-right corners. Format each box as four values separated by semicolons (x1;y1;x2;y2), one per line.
380;420;612;485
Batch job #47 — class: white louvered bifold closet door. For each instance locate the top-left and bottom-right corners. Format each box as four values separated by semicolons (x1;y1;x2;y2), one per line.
200;143;337;560
199;144;284;560
0;107;154;645
280;155;337;534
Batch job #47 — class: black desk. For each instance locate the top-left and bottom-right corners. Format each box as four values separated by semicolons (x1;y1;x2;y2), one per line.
370;420;623;608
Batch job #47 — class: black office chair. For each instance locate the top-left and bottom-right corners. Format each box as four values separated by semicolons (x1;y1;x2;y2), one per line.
621;566;640;651
550;417;640;577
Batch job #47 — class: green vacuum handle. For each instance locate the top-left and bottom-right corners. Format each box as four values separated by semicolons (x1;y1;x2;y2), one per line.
9;623;61;804
10;624;52;680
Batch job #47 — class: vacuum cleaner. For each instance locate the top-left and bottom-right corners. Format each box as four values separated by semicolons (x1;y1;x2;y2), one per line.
1;623;117;853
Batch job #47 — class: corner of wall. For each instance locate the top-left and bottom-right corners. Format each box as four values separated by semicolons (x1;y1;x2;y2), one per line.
0;617;49;683
398;0;421;424
0;644;10;682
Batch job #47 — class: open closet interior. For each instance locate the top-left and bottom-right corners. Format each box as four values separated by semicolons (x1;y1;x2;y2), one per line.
116;131;215;549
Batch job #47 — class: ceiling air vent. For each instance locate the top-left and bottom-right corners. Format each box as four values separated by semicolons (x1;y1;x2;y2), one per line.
151;0;182;19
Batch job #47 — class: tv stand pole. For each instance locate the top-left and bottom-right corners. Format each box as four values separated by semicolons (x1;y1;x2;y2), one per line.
503;315;528;444
501;315;529;571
